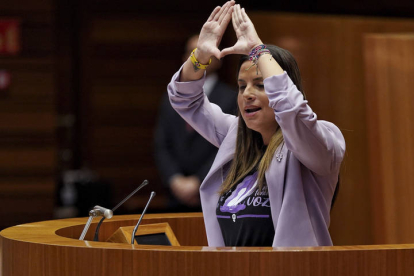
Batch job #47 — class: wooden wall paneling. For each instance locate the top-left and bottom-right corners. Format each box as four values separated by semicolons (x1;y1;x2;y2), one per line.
0;1;57;230
247;13;414;245
79;12;205;211
21;16;55;56
54;0;91;174
364;34;414;244
84;0;414;17
0;0;54;12
0;148;55;169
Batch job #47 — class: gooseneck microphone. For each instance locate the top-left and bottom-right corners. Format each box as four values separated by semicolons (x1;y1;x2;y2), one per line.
79;205;115;240
112;180;149;213
89;205;113;219
131;191;156;244
92;179;149;241
79;180;149;241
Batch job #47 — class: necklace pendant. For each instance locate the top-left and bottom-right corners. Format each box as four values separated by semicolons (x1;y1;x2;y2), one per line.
276;153;283;162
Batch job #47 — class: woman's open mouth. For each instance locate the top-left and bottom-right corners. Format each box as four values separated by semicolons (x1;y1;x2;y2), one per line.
244;106;262;117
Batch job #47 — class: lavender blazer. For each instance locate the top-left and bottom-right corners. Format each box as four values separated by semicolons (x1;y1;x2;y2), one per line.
167;67;345;247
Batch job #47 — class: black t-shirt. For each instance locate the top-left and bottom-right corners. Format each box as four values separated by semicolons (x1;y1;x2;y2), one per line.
216;170;275;246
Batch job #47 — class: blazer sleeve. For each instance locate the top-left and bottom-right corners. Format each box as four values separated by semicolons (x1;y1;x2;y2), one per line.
167;66;237;148
264;72;346;176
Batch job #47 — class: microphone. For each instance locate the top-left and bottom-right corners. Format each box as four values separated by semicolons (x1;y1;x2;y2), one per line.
79;205;116;240
93;179;149;241
131;191;156;244
89;205;113;219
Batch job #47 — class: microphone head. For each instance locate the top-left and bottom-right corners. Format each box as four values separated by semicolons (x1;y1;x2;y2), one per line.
104;209;113;219
92;205;113;219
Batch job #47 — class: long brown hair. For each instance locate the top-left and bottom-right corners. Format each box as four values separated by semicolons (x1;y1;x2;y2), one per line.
219;45;305;194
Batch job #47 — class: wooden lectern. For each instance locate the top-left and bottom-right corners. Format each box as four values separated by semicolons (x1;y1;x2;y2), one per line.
1;213;414;275
106;222;180;246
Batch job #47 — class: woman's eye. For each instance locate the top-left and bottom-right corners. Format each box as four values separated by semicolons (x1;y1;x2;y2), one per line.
238;86;246;91
257;84;264;89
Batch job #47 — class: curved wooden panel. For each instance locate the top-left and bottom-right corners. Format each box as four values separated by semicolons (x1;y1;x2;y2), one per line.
2;214;414;276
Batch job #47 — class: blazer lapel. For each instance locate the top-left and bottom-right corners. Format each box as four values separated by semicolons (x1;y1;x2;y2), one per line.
265;143;289;238
199;126;236;247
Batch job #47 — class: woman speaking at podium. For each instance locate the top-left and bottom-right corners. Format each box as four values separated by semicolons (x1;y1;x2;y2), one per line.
167;1;345;247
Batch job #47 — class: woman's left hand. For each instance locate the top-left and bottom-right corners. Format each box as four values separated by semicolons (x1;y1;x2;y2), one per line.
220;4;262;58
196;1;235;62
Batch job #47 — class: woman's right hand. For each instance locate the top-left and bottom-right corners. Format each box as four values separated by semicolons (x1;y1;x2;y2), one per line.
195;1;235;63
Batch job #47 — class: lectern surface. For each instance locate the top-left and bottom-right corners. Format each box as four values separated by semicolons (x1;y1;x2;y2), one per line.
1;213;414;276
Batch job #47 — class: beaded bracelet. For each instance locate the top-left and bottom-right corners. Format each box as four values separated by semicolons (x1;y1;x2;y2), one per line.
247;44;272;73
249;45;266;58
190;48;211;70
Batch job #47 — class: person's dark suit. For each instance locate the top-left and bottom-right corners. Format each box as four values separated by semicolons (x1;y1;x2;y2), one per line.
154;79;237;212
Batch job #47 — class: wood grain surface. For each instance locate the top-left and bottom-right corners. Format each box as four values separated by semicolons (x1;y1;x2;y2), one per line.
364;34;414;244
106;223;180;246
1;214;414;276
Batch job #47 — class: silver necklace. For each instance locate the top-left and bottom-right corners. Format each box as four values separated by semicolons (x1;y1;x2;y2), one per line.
276;142;285;162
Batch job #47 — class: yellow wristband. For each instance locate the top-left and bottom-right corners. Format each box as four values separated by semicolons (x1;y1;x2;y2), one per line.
190;48;211;70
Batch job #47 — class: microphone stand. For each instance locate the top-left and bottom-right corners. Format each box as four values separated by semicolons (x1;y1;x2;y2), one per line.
79;214;95;241
131;191;156;244
79;206;112;240
93;180;149;241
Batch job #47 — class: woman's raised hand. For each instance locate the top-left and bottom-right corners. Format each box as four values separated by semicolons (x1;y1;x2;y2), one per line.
196;1;235;63
220;4;262;58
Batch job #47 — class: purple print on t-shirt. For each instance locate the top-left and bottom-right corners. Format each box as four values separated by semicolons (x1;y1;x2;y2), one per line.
220;171;258;213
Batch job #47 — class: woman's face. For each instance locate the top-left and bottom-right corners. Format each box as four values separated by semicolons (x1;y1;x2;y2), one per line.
237;61;278;136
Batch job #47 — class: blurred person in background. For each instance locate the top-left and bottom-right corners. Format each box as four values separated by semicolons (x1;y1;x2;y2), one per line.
154;35;237;212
